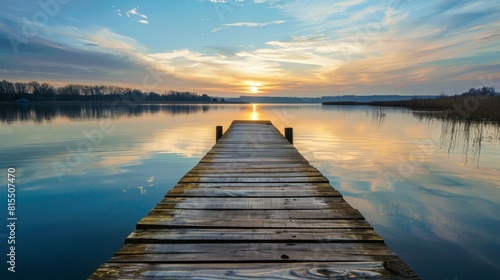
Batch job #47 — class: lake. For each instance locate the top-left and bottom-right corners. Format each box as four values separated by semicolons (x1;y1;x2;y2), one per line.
1;103;499;280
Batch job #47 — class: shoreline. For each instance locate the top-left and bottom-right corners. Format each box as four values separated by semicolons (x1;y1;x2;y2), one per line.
1;100;249;105
323;96;500;121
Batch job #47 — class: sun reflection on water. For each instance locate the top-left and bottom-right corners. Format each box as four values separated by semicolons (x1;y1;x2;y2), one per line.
250;104;259;120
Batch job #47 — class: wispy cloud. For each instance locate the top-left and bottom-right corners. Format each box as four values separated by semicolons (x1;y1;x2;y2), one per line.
212;20;286;32
126;7;149;24
283;0;366;22
126;7;148;19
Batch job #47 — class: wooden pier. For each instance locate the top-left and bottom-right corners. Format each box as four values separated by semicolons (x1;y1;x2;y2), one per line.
90;120;418;279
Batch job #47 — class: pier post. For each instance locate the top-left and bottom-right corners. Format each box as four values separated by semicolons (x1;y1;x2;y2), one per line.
285;127;293;144
216;126;223;142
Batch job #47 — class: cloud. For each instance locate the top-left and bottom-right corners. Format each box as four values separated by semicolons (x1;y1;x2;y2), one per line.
1;0;499;96
126;7;148;19
283;0;366;22
199;0;281;9
125;7;149;24
253;0;281;3
225;20;286;27
212;20;286;32
142;35;349;93
0;15;152;84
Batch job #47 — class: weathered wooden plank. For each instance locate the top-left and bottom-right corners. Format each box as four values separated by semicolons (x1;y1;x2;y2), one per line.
226;127;277;130
202;156;306;160
202;153;304;158
226;124;276;128
144;208;364;220
116;242;394;255
232;120;274;124
183;172;324;178
214;143;293;146
90;261;418;279
165;182;342;197
110;254;392;265
170;182;334;188
217;129;282;134
221;129;278;132
218;131;286;137
199;157;309;163
223;126;277;130
219;131;281;135
209;147;296;150
207;146;296;150
206;149;301;154
187;167;321;173
224;126;277;130
166;187;341;197
158;196;346;203
178;176;328;183
126;228;383;243
111;243;396;263
136;217;372;229
224;129;279;132
216;141;291;145
217;135;286;138
156;197;348;210
194;161;312;167
153;202;354;210
154;203;353;210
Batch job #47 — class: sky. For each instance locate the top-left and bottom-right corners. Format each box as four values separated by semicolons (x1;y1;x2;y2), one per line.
0;0;499;97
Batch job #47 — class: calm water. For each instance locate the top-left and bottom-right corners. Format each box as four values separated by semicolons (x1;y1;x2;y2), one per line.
1;103;499;280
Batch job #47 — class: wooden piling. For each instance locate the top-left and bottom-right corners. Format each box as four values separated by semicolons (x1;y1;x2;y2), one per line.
90;120;418;279
285;127;293;144
216;125;223;142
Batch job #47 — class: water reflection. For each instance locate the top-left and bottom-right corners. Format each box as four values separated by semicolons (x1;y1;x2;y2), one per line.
413;111;500;166
1;103;500;279
321;104;500;167
0;103;224;123
371;107;386;127
303;105;500;278
123;176;155;195
251;104;259;120
3;102;499;168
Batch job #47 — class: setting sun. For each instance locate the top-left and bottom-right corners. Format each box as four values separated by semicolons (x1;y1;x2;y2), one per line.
247;82;262;94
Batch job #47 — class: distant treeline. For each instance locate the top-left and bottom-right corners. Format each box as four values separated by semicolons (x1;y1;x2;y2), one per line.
0;79;214;102
324;87;500;121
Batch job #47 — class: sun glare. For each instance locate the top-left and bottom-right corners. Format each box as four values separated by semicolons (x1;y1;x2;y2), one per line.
246;81;262;94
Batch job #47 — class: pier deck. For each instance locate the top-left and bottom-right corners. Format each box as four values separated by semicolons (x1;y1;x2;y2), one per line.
90;120;418;279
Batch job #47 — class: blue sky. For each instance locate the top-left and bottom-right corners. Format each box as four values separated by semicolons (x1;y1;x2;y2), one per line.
0;0;499;96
